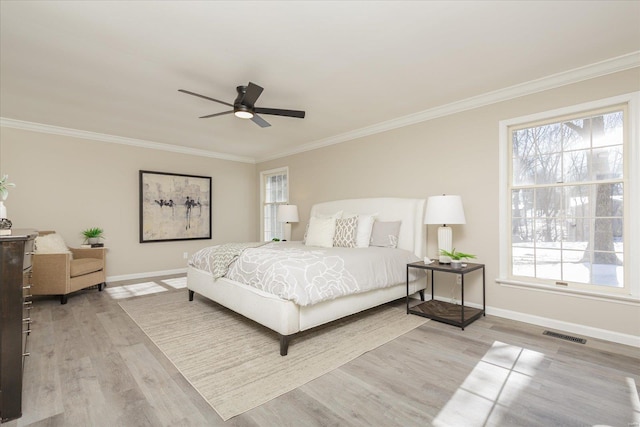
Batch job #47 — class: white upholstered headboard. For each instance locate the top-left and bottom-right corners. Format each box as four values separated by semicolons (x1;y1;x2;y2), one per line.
309;197;427;258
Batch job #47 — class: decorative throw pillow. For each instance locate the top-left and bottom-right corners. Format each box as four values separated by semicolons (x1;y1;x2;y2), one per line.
333;216;358;248
35;233;72;256
369;221;401;248
305;216;337;248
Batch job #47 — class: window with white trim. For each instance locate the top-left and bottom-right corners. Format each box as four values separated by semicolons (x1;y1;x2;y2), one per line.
260;167;288;241
500;92;639;298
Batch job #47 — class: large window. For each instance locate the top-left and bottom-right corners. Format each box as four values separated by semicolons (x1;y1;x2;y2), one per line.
499;92;639;298
260;167;288;241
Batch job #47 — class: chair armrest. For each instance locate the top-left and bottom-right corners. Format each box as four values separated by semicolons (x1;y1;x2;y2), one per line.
71;247;106;260
32;252;71;294
33;252;71;270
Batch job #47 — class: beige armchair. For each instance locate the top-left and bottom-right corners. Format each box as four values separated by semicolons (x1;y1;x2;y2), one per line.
31;231;106;304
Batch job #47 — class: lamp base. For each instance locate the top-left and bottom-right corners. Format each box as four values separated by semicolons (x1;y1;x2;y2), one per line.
283;223;292;241
437;225;453;264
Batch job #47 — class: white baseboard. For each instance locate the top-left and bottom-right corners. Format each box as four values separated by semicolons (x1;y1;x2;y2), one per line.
426;295;640;348
106;268;187;283
486;305;640;348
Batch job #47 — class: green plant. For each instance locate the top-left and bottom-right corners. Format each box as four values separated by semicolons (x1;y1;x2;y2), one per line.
440;248;476;260
0;174;16;201
82;227;105;240
271;238;280;242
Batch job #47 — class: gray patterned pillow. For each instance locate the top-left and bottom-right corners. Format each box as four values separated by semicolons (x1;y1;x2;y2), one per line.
369;221;401;248
333;217;358;248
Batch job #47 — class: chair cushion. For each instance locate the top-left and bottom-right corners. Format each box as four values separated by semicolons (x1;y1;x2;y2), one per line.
70;258;104;277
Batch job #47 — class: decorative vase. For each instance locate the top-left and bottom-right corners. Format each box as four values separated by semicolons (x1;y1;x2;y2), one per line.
0;201;6;219
450;260;463;269
88;237;99;244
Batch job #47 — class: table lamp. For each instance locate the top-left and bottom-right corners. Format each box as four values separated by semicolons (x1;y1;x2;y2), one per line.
277;204;299;241
424;195;466;263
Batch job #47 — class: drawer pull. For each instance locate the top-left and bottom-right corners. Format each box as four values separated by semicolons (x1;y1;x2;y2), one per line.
23;352;30;357
23;329;31;334
24;300;32;307
23;284;31;290
22;317;31;323
25;251;36;256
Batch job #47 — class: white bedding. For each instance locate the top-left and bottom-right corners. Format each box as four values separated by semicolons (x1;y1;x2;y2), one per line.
191;241;424;306
187;197;428;355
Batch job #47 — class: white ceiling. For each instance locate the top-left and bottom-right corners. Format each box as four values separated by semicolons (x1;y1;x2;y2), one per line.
1;1;639;163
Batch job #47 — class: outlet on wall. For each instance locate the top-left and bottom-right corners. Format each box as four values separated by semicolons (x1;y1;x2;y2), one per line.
183;252;189;259
456;274;462;285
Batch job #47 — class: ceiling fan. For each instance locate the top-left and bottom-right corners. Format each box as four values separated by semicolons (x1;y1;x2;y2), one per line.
178;82;305;128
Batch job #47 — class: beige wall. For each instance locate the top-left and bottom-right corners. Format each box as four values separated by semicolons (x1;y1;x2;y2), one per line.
0;127;257;277
1;68;637;342
258;68;640;340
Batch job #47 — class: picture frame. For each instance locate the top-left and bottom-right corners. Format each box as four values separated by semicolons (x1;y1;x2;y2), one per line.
139;170;212;243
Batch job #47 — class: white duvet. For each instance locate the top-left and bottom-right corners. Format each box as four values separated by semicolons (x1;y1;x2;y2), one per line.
215;241;424;306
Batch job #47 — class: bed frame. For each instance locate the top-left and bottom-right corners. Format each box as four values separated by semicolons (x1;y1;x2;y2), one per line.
187;197;427;355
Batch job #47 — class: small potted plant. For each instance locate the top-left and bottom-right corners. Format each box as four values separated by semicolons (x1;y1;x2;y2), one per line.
82;227;105;245
440;248;476;269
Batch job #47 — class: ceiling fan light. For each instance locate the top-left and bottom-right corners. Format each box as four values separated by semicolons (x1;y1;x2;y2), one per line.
234;110;253;119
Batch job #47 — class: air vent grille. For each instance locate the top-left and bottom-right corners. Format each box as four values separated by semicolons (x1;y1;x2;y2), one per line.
543;330;587;344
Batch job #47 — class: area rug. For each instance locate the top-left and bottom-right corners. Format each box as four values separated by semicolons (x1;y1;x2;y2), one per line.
119;290;428;420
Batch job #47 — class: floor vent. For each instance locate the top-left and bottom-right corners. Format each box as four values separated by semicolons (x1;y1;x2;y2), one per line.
543;330;587;344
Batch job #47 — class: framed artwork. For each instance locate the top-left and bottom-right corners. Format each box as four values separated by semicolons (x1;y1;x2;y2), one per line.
139;170;212;243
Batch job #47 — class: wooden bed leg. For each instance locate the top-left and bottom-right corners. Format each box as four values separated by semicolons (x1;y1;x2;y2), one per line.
280;335;290;356
188;290;194;301
419;289;425;301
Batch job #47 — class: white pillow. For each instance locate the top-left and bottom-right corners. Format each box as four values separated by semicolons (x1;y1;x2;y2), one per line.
355;213;377;248
305;216;337;248
35;233;71;254
304;211;343;243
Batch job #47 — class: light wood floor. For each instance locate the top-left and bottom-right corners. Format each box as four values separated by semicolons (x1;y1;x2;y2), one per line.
5;274;639;427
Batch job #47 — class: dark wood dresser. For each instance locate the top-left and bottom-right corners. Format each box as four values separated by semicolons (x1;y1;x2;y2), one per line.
0;229;37;422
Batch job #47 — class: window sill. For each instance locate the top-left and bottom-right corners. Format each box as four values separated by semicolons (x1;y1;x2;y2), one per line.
496;278;640;306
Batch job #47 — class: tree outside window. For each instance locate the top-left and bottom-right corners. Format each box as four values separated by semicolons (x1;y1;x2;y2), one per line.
510;108;625;288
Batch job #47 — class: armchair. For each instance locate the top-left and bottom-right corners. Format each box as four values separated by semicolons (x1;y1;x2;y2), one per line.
31;231;106;304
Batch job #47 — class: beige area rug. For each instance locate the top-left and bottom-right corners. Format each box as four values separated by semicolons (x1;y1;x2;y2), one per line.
119;291;428;421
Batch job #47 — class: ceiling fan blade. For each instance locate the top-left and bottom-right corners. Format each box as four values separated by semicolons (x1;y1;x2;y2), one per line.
178;89;233;107
255;107;305;119
251;114;271;128
199;110;233;119
242;82;264;107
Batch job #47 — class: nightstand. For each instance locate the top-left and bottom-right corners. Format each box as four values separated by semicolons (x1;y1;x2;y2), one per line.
406;261;485;329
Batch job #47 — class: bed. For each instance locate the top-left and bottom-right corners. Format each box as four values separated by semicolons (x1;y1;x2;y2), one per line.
187;197;428;355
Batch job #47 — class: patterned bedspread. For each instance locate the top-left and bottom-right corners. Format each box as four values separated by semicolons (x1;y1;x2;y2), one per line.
188;242;269;279
189;241;423;306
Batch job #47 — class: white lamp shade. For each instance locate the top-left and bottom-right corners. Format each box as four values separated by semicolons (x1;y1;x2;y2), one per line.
424;195;466;225
277;204;299;223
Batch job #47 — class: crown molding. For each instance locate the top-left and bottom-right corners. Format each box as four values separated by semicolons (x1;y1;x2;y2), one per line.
2;52;638;165
0;117;256;164
258;51;640;162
